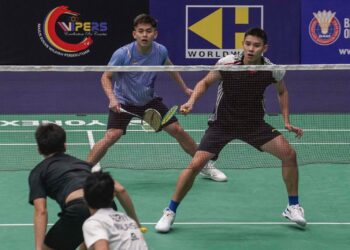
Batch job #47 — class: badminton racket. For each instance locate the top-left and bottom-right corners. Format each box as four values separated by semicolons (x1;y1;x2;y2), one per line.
161;105;179;125
120;107;162;132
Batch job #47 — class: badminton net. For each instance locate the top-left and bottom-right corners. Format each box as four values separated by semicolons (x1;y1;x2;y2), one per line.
0;64;349;170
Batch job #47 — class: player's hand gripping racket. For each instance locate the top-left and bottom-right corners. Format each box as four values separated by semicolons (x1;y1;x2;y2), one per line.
120;107;162;132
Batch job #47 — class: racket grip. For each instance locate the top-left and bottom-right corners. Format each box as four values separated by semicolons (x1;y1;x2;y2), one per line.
180;108;189;114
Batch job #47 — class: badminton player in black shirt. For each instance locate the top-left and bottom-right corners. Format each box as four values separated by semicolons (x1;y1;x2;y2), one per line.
28;124;142;250
155;28;306;233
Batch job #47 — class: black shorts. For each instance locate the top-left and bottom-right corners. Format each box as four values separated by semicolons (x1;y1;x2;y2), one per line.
107;97;178;134
44;198;90;250
198;121;281;160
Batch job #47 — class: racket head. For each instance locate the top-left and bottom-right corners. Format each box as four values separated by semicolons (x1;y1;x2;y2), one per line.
161;105;178;125
143;108;162;132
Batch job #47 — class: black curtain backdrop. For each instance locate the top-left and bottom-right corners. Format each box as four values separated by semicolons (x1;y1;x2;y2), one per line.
0;0;149;65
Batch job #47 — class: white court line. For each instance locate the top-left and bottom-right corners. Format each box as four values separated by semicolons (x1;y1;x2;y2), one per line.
1;222;350;227
86;130;101;170
1;142;350;146
0;129;350;133
0;143;88;146
1;129;349;146
86;130;96;149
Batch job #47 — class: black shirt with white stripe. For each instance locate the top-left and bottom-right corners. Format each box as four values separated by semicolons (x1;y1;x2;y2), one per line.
209;53;285;128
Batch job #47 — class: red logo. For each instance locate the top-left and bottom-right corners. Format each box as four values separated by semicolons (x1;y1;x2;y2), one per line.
309;10;341;46
38;6;107;57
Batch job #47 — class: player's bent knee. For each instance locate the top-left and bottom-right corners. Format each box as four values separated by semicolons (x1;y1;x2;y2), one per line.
165;122;184;135
186;165;202;175
288;148;297;159
187;159;207;174
173;125;186;137
282;147;297;162
104;130;123;143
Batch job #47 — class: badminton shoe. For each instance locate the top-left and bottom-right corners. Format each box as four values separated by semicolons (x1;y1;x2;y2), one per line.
282;204;307;227
200;161;227;182
155;208;176;233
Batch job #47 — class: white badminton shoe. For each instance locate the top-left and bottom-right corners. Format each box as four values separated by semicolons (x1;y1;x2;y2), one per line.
282;204;307;227
155;208;176;233
200;161;227;182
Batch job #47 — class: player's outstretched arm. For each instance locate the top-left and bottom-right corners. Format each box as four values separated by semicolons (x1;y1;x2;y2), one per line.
33;198;48;250
182;70;221;113
164;58;193;96
275;80;303;138
285;124;304;138
113;181;142;228
101;71;120;112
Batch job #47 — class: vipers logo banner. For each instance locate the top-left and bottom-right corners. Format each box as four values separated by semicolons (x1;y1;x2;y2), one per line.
37;6;108;57
186;5;263;59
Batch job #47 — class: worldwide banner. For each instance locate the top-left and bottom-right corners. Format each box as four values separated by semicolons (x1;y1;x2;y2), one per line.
150;0;300;64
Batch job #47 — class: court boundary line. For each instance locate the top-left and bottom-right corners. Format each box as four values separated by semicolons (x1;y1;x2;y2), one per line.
1;142;350;146
1;128;350;132
86;130;101;170
1;222;350;227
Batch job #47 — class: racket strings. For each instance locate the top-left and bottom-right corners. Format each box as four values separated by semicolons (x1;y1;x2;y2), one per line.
143;109;162;132
162;105;179;125
121;106;177;132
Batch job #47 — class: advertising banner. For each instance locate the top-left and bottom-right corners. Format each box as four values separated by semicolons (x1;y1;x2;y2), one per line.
0;0;148;65
301;0;350;63
151;0;300;65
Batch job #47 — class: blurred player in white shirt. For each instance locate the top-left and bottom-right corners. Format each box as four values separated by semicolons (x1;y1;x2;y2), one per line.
83;172;148;250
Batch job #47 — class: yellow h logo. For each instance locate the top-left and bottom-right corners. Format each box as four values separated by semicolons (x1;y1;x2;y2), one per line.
186;5;263;59
235;7;249;49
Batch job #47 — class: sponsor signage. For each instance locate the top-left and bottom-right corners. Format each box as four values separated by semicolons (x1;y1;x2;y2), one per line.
301;0;350;63
37;6;108;58
0;119;143;127
0;0;148;65
185;5;263;59
151;0;300;64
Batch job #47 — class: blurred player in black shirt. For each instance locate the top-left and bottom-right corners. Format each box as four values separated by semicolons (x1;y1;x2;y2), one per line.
29;124;142;250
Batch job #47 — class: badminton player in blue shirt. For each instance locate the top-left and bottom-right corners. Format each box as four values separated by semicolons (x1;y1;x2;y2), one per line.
87;14;227;182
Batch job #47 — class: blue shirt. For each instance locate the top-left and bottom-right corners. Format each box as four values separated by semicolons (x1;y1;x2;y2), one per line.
108;41;168;106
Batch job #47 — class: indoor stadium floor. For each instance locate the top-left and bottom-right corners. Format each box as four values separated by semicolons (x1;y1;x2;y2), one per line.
0;113;349;249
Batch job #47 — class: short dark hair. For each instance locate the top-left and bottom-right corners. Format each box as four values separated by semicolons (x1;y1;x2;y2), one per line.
133;14;157;29
84;172;115;209
244;27;268;44
35;124;66;155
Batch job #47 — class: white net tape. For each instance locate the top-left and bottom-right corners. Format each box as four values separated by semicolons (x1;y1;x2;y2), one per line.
1;64;350;72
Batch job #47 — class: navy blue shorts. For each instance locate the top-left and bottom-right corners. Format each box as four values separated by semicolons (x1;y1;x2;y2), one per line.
198;121;281;160
44;198;90;250
45;199;118;250
107;97;178;134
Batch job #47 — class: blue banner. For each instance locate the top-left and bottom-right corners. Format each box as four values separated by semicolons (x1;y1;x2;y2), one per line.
301;0;350;63
150;0;300;65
